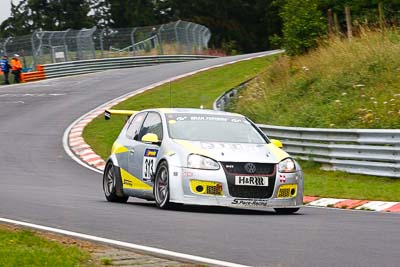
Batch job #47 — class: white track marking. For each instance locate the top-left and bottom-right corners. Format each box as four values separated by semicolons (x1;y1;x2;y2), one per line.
308;198;346;207
355;201;399;211
0;217;250;267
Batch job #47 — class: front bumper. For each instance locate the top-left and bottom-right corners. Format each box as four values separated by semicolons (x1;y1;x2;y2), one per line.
169;166;304;209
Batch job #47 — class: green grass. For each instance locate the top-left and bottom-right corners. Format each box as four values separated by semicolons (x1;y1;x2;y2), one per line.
83;55;276;159
83;50;400;202
300;160;400;201
0;227;94;267
229;29;400;129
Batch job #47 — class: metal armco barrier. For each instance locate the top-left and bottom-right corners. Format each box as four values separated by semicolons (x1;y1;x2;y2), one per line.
214;83;400;178
42;55;216;79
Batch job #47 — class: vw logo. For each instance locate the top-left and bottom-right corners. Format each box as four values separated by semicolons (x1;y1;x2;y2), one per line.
244;163;256;174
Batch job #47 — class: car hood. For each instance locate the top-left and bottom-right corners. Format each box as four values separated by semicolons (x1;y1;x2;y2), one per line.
173;140;289;163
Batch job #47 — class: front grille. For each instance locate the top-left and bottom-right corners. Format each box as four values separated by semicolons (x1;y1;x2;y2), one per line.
222;162;275;175
221;162;276;198
206;186;219;195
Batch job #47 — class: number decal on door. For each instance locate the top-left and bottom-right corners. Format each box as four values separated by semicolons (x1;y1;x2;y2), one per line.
143;149;158;181
143;158;155;181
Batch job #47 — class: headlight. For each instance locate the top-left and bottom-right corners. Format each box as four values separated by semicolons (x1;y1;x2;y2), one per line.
187;154;220;170
278;158;296;173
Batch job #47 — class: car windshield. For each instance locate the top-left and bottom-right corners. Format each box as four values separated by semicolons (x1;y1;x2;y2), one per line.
165;113;267;143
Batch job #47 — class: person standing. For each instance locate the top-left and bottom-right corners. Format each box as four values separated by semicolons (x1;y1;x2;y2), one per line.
11;54;22;83
0;55;11;84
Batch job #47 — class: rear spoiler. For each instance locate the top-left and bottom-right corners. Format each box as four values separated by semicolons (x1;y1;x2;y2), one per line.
105;109;137;120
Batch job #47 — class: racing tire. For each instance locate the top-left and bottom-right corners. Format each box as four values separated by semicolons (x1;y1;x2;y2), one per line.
154;161;175;209
103;161;129;203
274;208;300;214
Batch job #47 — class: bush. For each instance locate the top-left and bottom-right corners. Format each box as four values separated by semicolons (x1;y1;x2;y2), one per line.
281;0;326;56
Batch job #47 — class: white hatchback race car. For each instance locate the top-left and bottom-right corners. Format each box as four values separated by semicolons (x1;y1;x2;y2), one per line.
103;108;303;213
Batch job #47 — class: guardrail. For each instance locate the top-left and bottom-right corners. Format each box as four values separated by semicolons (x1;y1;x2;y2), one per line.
214;82;400;178
42;55;216;79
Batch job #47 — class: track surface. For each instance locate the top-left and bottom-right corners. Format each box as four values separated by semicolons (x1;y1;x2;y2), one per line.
0;53;398;267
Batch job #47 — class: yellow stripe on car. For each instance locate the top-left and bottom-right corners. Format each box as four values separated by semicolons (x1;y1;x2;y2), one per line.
120;168;153;190
111;142;128;154
174;139;213;158
265;143;289;162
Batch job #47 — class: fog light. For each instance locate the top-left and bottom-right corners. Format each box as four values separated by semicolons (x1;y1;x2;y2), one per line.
196;185;204;193
290;188;296;196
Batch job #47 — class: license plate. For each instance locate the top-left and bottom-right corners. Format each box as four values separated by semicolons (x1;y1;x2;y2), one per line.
235;176;268;186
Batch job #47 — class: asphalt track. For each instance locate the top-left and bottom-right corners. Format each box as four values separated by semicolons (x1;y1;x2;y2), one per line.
0;52;399;267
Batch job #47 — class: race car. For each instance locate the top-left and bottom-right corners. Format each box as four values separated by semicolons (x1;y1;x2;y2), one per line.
103;108;303;213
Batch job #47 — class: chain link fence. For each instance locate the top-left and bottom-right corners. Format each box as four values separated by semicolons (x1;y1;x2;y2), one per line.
0;20;211;70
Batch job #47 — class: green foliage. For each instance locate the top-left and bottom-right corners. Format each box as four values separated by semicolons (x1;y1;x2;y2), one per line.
230;30;400;129
83;56;275;159
281;0;327;56
0;228;93;267
302;163;400;201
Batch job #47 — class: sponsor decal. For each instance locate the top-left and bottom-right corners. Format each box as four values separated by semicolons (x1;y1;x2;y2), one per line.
279;175;286;183
231;198;269;207
144;149;158;157
200;142;243;150
143;149;158;181
235;176;268;186
123;179;133;187
183;171;193;177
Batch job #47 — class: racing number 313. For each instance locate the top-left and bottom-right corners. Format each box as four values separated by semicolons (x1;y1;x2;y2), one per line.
143;158;155;181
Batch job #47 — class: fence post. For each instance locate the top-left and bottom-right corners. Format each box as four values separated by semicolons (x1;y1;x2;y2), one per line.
157;24;164;55
3;37;12;55
345;6;352;40
185;22;192;44
130;27;136;56
48;32;55;63
174;20;181;43
62;29;70;61
192;24;199;53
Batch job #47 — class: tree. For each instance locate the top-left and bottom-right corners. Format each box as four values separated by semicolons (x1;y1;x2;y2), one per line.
107;0;157;28
281;0;326;56
90;0;113;28
0;0;32;37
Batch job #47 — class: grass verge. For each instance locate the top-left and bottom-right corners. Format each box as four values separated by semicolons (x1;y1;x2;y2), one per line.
83;53;400;202
229;30;400;129
300;160;400;202
83;55;276;159
0;226;94;267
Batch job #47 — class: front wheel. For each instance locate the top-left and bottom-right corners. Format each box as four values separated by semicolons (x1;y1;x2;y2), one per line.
103;162;129;203
274;208;300;214
154;161;174;209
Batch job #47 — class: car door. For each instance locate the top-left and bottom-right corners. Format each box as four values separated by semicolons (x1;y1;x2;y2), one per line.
129;112;163;183
124;112;147;177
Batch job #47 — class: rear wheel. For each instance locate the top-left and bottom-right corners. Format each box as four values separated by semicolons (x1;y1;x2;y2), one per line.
274;208;300;214
154;162;174;209
103;162;129;203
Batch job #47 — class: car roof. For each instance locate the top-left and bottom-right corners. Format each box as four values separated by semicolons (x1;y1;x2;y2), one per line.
149;108;245;117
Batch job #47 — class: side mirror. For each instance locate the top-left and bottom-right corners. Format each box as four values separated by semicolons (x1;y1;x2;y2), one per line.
270;139;283;148
141;133;160;144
